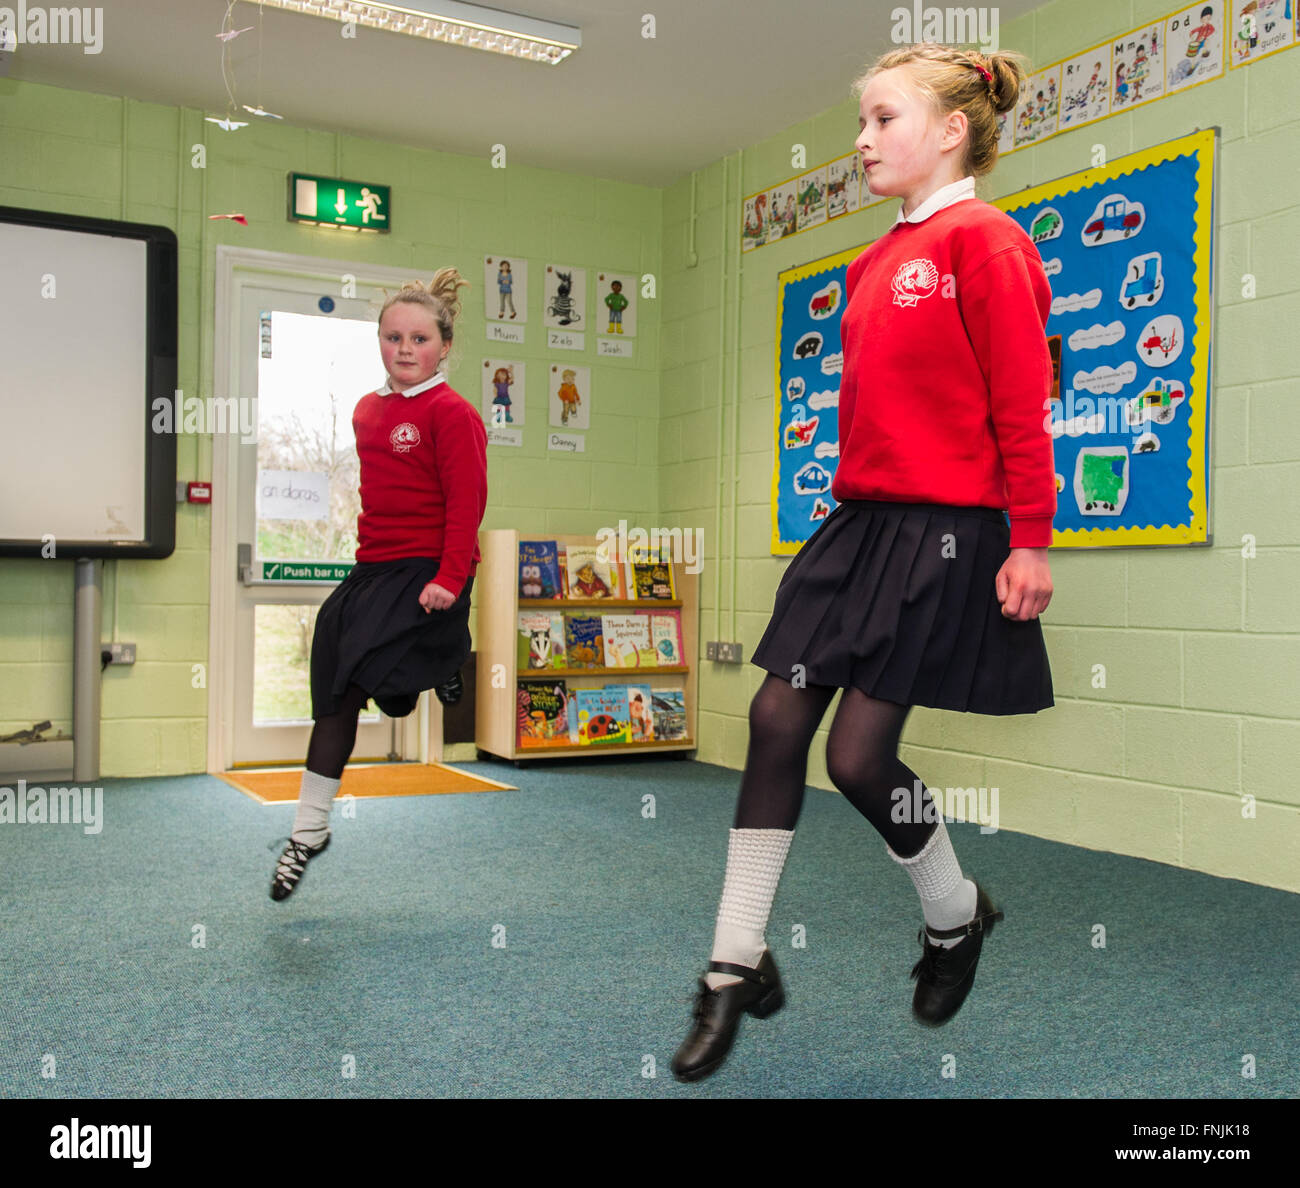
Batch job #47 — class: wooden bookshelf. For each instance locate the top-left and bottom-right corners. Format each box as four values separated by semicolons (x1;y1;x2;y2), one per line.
475;529;699;763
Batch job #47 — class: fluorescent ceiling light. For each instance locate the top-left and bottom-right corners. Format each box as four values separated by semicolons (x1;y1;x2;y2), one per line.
257;0;581;64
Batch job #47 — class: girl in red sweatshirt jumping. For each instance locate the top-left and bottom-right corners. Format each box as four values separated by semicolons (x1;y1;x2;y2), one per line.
673;43;1056;1082
270;269;488;901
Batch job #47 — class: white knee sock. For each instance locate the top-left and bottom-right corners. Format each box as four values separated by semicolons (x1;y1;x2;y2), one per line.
706;828;794;989
291;770;340;847
887;818;977;949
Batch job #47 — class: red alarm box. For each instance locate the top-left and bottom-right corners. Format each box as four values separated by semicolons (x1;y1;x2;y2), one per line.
187;481;212;504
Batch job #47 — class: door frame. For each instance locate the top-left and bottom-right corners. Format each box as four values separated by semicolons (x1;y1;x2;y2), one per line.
208;245;449;773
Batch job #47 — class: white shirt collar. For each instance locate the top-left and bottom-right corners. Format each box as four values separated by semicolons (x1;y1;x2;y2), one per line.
377;371;446;398
894;175;976;225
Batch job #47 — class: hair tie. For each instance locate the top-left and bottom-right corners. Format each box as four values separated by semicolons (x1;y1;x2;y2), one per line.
972;62;992;83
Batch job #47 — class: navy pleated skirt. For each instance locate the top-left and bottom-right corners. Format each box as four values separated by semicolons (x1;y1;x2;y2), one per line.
750;499;1052;715
310;556;474;720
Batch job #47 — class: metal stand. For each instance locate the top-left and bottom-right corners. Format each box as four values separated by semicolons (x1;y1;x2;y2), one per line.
73;559;102;782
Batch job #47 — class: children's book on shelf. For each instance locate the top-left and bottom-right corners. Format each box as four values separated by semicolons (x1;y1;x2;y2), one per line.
517;681;577;747
601;613;657;667
626;683;655;742
518;540;565;600
564;543;621;599
650;610;682;666
563;614;605;668
627;550;677;600
574;685;631;745
651;687;688;740
517;611;567;670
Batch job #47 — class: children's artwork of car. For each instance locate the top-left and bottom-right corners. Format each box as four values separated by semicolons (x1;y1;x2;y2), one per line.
1084;197;1143;242
794;331;823;359
793;460;832;494
1077;448;1128;513
808;282;841;319
1126;377;1186;426
1120;252;1164;308
783;414;820;449
1031;207;1062;242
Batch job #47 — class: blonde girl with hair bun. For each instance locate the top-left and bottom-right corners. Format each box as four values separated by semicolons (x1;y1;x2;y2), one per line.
673;41;1058;1083
270;266;488;902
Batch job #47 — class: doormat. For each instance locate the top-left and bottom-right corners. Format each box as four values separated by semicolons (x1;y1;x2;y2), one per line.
219;763;518;805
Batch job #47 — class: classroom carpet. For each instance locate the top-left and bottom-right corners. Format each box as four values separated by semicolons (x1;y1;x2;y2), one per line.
0;756;1296;1099
217;762;517;804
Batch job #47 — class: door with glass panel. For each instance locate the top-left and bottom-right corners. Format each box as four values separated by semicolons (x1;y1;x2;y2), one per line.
231;281;395;766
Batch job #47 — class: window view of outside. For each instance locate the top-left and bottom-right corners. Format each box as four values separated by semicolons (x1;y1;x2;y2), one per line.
253;310;385;725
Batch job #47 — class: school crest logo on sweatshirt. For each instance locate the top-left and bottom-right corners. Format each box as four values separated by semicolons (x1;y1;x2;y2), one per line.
890;258;939;308
390;422;421;453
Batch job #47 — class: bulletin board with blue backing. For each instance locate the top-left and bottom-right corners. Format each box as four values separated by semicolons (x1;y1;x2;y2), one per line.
770;243;860;554
771;127;1216;555
996;126;1216;547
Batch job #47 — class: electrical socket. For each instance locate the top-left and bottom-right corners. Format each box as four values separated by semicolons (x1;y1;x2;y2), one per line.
105;642;136;665
706;642;744;664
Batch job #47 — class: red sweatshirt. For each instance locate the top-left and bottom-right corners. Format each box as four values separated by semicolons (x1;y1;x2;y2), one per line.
832;199;1057;548
352;377;488;599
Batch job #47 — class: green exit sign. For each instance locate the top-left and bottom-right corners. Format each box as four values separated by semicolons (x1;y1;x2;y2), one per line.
288;173;391;232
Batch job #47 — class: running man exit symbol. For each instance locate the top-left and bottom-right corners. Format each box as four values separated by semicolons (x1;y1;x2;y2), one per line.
289;173;391;232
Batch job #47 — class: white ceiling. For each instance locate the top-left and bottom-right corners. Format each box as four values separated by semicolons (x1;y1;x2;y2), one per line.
2;0;1040;187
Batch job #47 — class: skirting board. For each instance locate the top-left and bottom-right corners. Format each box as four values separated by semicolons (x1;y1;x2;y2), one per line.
0;740;74;782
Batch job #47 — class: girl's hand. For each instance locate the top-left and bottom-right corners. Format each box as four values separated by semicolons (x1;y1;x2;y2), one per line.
995;548;1052;620
419;581;456;612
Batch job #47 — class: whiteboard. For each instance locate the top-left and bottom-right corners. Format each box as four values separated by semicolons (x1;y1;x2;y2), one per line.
0;208;176;558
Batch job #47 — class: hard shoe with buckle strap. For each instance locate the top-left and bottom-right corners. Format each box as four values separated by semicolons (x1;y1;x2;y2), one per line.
435;669;464;706
909;880;1004;1026
671;948;785;1083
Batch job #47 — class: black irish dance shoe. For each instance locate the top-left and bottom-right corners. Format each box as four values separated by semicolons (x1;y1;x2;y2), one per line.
909;881;1004;1026
671;949;785;1083
270;832;331;902
434;670;464;706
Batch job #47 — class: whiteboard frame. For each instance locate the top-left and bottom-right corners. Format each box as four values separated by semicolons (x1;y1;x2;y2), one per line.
0;204;177;559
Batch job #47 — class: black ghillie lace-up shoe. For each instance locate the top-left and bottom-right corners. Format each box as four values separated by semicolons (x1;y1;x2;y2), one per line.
671;949;785;1083
434;670;464;706
270;832;331;902
910;880;1004;1025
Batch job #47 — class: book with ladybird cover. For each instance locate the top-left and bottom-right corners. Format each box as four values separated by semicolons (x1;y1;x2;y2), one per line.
574;685;631;745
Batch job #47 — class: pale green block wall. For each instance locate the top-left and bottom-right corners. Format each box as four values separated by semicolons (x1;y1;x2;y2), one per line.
661;0;1300;891
0;79;662;778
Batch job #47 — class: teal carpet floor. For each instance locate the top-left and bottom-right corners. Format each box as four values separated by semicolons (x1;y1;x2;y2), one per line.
1;757;1296;1099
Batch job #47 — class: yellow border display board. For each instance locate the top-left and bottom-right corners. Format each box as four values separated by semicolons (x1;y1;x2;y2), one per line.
770;129;1216;553
998;128;1215;548
743;0;1282;255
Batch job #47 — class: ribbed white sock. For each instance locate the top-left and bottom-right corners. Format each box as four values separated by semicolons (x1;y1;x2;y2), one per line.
887;818;977;950
705;828;795;989
291;769;340;847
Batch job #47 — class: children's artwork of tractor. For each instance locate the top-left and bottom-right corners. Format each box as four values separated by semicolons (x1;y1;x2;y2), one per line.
1121;253;1164;308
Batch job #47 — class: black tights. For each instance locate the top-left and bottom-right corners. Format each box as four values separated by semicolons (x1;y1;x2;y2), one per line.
735;672;940;859
305;683;372;780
